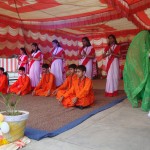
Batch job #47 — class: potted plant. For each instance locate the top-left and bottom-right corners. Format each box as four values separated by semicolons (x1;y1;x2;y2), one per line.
0;92;29;143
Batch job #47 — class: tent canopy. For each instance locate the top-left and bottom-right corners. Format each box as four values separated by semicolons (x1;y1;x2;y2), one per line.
0;0;150;36
0;0;150;73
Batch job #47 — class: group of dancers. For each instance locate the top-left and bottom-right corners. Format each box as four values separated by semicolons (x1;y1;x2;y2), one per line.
0;35;121;109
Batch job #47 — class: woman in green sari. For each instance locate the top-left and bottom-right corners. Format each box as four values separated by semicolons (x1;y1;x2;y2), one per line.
123;30;150;112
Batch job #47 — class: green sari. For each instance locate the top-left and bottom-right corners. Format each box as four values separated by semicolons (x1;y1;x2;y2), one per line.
123;30;150;111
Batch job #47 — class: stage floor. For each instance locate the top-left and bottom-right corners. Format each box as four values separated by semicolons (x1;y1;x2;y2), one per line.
22;79;149;150
22;100;149;150
1;76;149;150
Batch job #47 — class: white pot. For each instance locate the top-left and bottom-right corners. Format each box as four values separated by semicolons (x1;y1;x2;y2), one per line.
0;110;29;142
2;110;29;122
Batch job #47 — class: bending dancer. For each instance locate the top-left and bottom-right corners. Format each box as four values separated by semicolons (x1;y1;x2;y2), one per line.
49;40;64;87
103;35;120;97
0;67;8;94
32;64;55;97
78;37;95;79
18;47;28;74
124;30;150;112
29;43;42;88
8;67;31;95
52;64;77;99
58;65;95;108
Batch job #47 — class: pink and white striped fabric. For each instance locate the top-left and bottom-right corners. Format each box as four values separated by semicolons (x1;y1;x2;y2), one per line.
0;58;18;72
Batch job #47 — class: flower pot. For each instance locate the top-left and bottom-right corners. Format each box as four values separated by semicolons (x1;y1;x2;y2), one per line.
0;110;29;143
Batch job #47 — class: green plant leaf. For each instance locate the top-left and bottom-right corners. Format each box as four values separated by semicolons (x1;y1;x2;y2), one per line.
0;93;22;116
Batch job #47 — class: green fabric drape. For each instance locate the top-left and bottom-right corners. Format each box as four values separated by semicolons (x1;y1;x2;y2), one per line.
123;30;150;111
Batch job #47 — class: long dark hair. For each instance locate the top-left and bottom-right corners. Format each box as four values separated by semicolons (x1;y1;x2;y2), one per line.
31;42;40;53
108;34;118;45
52;39;61;47
0;67;4;72
20;47;28;55
82;37;91;47
0;67;7;77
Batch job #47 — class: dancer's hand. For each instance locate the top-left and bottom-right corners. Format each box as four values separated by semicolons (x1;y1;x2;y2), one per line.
82;52;86;57
107;51;111;56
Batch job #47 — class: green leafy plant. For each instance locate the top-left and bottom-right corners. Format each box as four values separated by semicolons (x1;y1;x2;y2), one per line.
0;92;21;116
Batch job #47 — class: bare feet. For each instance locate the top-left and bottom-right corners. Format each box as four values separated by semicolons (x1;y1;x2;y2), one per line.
32;91;35;96
46;90;51;97
58;96;64;103
52;89;58;96
17;91;21;96
148;111;150;118
72;97;78;104
7;87;10;94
